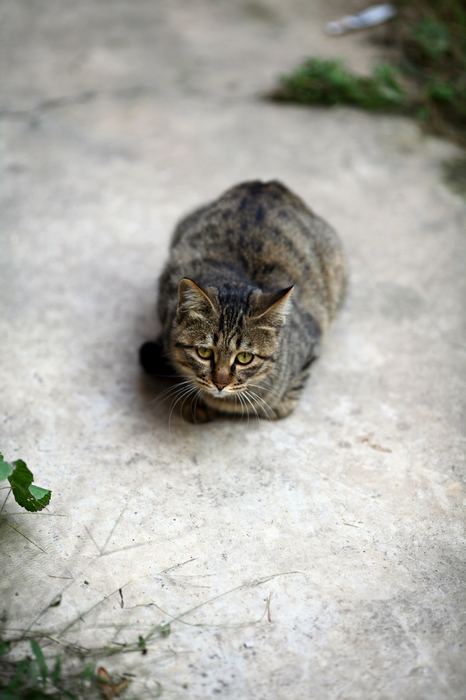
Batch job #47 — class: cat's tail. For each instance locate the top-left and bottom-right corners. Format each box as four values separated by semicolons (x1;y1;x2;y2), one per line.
139;339;175;378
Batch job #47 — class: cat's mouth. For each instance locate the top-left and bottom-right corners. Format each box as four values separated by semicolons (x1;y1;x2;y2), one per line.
192;374;251;399
204;385;235;397
199;382;242;398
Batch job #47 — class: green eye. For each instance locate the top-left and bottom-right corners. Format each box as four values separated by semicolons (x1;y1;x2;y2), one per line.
236;352;253;365
197;347;213;359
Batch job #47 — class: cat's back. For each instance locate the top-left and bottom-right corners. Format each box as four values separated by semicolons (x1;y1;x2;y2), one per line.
161;180;348;334
172;180;316;254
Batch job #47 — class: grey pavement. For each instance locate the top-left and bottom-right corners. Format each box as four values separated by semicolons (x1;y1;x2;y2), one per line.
1;1;465;698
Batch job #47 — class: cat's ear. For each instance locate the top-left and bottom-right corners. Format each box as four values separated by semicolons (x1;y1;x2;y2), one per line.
252;286;294;328
177;278;215;318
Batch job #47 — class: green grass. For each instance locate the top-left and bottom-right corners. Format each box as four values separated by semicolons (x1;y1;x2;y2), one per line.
270;58;407;111
270;0;466;147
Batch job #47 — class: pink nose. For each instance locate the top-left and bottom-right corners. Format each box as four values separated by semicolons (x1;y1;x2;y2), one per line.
213;372;229;390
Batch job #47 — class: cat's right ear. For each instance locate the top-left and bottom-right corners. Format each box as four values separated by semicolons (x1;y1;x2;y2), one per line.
252;286;294;328
177;278;215;318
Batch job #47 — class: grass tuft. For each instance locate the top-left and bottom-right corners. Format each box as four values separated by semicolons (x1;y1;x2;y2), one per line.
271;58;406;111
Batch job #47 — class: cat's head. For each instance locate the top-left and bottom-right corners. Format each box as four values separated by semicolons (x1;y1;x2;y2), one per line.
170;278;293;398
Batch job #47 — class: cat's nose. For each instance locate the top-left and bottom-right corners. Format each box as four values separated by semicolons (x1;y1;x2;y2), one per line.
213;371;229;390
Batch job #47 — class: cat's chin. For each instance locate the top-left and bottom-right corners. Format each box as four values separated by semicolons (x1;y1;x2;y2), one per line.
202;389;234;401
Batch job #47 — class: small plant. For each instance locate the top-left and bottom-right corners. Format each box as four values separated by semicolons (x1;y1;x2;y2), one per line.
0;453;51;513
0;587;159;699
0;452;52;552
270;58;406;111
0;637;132;699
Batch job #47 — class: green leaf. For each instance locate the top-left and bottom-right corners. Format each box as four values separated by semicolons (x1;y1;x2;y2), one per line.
61;689;78;700
0;460;14;482
51;654;62;685
8;460;51;512
0;641;10;656
48;593;62;608
428;81;455;102
30;639;48;683
29;485;52;503
8;459;33;492
61;691;79;700
5;656;32;691
80;663;97;680
414;19;450;60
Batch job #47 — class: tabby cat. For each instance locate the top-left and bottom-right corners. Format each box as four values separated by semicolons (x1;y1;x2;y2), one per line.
140;180;348;422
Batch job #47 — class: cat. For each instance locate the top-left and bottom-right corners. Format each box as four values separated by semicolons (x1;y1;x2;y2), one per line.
140;180;348;422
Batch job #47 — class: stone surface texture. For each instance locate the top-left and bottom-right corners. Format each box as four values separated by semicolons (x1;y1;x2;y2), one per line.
1;1;465;698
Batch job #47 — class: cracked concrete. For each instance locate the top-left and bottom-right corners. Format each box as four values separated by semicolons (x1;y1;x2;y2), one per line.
1;1;465;698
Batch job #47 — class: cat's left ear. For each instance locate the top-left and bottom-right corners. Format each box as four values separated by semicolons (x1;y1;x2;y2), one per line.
177;278;216;318
252;286;294;328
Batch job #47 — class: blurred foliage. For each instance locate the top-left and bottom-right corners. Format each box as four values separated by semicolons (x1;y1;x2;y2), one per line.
394;0;466;144
271;0;466;147
270;58;406;111
442;157;466;196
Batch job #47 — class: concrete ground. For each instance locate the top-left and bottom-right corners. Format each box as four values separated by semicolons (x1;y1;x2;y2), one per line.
1;1;465;698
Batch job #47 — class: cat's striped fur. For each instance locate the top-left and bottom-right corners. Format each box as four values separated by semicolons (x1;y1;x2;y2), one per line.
141;180;348;421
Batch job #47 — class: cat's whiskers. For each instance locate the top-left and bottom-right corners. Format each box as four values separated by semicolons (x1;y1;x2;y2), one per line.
241;391;261;422
168;383;197;413
234;393;242;421
253;375;282;396
245;389;276;421
150;379;192;402
193;388;206;422
186;388;202;423
234;392;242;416
252;375;277;390
235;391;247;424
234;394;239;421
196;379;214;393
150;380;195;409
168;384;198;431
248;382;281;399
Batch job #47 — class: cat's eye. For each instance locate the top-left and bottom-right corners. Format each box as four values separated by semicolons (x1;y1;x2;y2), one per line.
236;352;254;365
197;346;213;359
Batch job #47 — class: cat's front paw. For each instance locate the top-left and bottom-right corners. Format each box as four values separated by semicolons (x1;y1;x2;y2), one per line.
181;399;218;424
